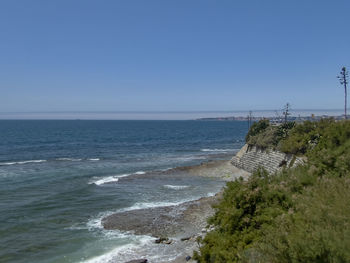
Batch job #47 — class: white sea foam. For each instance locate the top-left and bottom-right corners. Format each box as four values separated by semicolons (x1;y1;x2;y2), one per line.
121;201;183;211
81;235;183;263
81;216;190;263
86;199;194;233
0;159;47;166
80;191;219;262
70;216;153;263
0;162;16;166
89;158;100;161
82;235;154;263
117;194;208;212
83;211;133;238
89;171;146;186
86;211;115;231
163;184;189;190
174;156;207;161
91;176;119;186
201;148;237;152
85;197;198;232
56;158;82;161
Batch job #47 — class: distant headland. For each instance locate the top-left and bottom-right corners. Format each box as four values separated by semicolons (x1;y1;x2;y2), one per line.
195;114;346;122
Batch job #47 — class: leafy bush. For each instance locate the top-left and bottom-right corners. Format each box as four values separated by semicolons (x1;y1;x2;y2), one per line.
195;120;350;263
258;176;350;263
245;120;295;149
275;121;296;141
278;119;334;155
194;168;294;263
247;126;279;148
306;120;350;177
245;120;270;143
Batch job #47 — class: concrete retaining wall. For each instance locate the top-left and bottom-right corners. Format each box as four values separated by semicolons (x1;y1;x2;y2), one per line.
231;144;304;174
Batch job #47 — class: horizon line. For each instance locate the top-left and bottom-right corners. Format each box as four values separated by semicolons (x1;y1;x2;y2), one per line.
0;108;347;121
0;108;347;114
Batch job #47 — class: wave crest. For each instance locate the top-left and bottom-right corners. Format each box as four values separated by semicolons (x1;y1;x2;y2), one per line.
56;158;82;162
0;160;47;166
163;184;189;190
90;176;120;186
89;171;146;186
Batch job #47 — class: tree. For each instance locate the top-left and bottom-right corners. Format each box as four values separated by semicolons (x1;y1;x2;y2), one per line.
337;67;348;119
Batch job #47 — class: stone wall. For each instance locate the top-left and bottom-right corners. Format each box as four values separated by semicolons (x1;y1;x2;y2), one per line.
231;144;304;174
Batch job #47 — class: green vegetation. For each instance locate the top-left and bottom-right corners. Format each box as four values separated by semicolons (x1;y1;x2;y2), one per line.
245;120;295;150
245;119;270;143
194;119;350;263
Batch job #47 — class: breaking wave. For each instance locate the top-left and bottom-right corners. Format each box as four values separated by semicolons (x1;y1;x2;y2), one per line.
89;171;146;186
163;184;190;190
0;160;47;166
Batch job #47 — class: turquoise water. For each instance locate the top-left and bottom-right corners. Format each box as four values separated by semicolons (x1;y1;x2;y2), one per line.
0;120;246;263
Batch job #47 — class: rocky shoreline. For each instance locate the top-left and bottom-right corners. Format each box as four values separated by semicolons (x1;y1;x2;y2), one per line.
102;159;250;263
103;194;219;238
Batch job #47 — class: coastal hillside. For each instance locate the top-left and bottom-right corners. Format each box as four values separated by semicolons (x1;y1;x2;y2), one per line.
194;119;350;262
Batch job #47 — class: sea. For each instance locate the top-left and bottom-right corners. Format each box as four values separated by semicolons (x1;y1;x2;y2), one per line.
0;120;247;263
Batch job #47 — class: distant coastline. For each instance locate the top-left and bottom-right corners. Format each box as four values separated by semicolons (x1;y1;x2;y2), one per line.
0;109;347;120
195;113;346;122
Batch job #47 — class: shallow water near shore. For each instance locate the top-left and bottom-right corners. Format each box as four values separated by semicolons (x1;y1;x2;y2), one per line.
0;120;246;263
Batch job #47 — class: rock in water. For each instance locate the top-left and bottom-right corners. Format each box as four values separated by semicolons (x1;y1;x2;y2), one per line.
155;237;173;244
155;237;168;243
164;239;173;244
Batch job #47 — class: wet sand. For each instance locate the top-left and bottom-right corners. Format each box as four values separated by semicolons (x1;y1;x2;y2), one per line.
102;159;250;263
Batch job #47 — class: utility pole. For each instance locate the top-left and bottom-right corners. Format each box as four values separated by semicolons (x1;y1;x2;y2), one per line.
337;67;348;120
283;103;291;124
247;111;253;129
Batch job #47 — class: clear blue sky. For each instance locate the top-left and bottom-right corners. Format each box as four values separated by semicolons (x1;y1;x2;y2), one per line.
1;0;349;115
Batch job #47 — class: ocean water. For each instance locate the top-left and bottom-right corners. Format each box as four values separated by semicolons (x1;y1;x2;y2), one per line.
0;120;246;263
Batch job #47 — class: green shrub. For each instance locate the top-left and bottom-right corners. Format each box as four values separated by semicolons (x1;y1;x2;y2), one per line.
195;120;350;263
246;120;295;149
194;168;293;263
258;176;350;263
245;120;270;143
247;126;279;148
307;120;350;177
278;119;335;155
275;121;296;141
